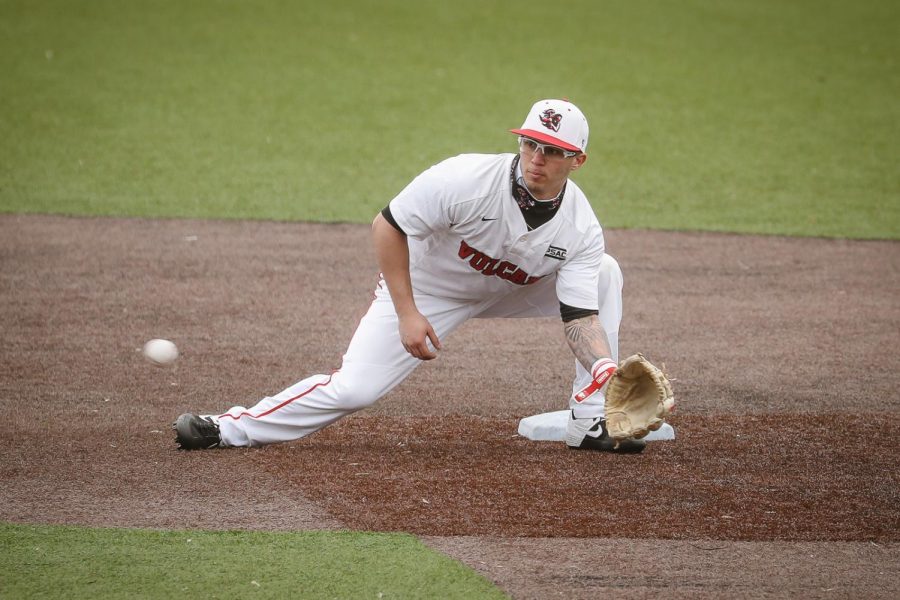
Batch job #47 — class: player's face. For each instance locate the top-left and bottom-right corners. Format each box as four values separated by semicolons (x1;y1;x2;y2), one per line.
518;137;587;199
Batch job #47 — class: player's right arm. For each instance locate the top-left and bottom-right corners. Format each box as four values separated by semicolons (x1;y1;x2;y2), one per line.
372;212;441;360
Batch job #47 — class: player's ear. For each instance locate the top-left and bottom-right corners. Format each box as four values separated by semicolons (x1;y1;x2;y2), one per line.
571;154;587;171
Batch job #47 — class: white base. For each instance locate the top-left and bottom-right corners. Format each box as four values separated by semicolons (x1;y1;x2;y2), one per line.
517;410;675;442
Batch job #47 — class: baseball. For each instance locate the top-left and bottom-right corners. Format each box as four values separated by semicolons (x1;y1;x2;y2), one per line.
142;338;179;366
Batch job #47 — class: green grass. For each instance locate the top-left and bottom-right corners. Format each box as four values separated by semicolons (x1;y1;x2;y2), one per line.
0;523;507;599
0;0;897;238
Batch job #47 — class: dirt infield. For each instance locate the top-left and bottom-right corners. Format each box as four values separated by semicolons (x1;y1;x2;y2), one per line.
1;214;898;598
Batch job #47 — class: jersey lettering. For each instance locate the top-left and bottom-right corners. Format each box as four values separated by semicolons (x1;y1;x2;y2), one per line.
457;240;543;285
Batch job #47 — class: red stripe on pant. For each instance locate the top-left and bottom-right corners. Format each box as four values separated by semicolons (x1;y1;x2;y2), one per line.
218;371;338;421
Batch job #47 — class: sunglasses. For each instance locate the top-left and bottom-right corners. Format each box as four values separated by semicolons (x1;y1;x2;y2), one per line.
518;136;580;159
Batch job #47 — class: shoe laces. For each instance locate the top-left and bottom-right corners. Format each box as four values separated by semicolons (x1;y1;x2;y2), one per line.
196;417;220;438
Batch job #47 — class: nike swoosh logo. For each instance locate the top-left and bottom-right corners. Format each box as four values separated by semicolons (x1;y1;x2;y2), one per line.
481;216;498;221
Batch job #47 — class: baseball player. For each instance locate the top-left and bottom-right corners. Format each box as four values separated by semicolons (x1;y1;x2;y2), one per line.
175;98;646;453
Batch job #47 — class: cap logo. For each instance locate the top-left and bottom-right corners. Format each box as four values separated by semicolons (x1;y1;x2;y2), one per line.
539;109;562;132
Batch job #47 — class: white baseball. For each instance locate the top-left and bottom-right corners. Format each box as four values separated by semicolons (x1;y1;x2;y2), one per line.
142;339;179;366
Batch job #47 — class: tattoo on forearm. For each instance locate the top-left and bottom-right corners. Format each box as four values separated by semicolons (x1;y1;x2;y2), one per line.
564;315;612;372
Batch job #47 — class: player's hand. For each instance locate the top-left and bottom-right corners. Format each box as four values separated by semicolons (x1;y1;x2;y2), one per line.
398;312;442;360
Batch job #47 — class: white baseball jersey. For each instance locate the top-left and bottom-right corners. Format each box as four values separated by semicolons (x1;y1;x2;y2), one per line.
389;153;605;310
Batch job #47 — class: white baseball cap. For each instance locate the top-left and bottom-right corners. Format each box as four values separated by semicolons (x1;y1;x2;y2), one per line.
510;99;589;153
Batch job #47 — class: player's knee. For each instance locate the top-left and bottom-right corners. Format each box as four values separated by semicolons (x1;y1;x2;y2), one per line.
340;392;379;411
331;378;381;411
599;254;623;291
600;253;622;277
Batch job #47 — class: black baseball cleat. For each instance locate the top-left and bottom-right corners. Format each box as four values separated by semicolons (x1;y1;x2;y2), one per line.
565;411;646;453
173;413;222;450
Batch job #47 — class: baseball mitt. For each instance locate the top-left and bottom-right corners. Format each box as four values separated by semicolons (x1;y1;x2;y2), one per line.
604;353;675;440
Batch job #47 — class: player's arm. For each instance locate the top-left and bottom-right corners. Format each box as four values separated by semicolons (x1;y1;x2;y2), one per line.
562;304;611;370
561;303;617;402
372;209;442;360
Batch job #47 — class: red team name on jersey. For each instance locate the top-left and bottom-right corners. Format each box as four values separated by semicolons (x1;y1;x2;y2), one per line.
458;240;543;285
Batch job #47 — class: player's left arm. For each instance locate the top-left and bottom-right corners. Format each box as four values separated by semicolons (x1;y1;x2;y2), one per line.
562;309;618;402
556;233;610;373
557;200;619;401
562;310;611;371
556;218;616;401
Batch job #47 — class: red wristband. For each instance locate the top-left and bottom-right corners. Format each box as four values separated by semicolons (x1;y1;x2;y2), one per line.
574;358;617;403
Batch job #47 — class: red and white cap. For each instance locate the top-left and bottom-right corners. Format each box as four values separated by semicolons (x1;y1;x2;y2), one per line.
510;99;589;153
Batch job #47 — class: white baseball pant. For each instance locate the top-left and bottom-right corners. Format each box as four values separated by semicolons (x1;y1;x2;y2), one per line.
215;254;623;447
